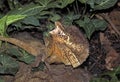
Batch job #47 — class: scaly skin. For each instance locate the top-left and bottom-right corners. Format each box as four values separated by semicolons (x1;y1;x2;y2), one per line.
45;21;89;68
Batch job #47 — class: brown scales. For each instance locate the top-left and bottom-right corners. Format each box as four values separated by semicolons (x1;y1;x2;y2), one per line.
45;21;89;68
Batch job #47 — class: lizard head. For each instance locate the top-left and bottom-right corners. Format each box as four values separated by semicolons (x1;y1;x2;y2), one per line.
49;21;69;43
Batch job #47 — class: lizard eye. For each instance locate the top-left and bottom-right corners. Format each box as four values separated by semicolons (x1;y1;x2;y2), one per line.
58;30;65;35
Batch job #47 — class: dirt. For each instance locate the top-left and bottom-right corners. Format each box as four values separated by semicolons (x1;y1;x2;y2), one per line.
11;63;90;82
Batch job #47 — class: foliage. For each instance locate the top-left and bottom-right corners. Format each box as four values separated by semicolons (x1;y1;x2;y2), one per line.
78;0;118;10
7;48;35;64
90;66;120;82
22;16;40;26
0;53;19;75
0;47;35;75
0;0;118;76
63;12;81;25
0;0;117;37
75;16;107;39
0;3;45;36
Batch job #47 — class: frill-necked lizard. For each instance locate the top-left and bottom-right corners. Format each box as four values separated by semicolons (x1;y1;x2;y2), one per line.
44;21;89;68
0;21;89;68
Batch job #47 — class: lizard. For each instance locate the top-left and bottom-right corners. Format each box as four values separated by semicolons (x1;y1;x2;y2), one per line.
0;21;89;68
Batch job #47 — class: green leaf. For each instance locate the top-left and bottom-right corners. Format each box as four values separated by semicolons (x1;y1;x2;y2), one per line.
36;0;73;9
39;11;51;16
75;16;107;39
87;0;118;10
7;48;35;64
35;0;52;7
7;47;21;57
87;0;95;9
18;50;35;64
76;16;92;39
56;0;75;8
78;0;87;3
46;22;55;31
12;21;22;29
22;16;40;26
35;0;58;9
0;3;45;36
6;3;45;26
0;16;7;36
0;54;19;75
6;15;26;26
83;22;95;39
91;19;107;31
63;12;81;25
49;14;61;22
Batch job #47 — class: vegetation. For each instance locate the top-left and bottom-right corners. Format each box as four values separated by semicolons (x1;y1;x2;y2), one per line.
90;66;120;82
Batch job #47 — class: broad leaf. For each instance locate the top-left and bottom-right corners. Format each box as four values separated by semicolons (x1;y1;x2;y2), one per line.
87;0;118;10
35;0;52;7
38;0;75;8
56;0;75;8
78;0;87;3
0;3;45;36
76;16;107;39
63;12;81;25
18;50;35;64
35;0;60;9
46;22;55;31
22;16;40;26
7;48;35;64
49;14;61;22
91;19;107;31
6;3;45;26
0;16;7;36
0;54;19;75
